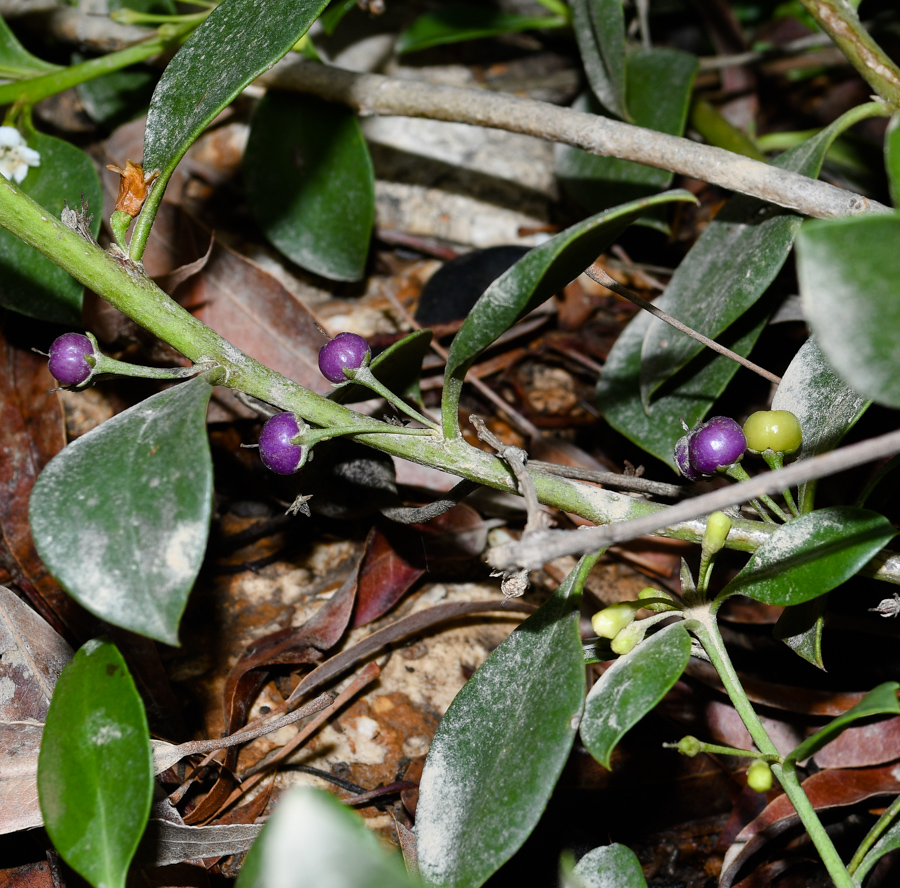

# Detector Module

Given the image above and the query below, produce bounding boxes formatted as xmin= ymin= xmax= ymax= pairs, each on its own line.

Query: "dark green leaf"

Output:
xmin=330 ymin=329 xmax=432 ymax=406
xmin=0 ymin=17 xmax=60 ymax=79
xmin=142 ymin=0 xmax=329 ymax=217
xmin=572 ymin=845 xmax=648 ymax=888
xmin=396 ymin=3 xmax=563 ymax=53
xmin=720 ymin=507 xmax=896 ymax=606
xmin=596 ymin=299 xmax=769 ymax=470
xmin=556 ymin=49 xmax=697 ymax=220
xmin=38 ymin=638 xmax=153 ymax=888
xmin=773 ymin=596 xmax=827 ymax=669
xmin=244 ymin=92 xmax=374 ymax=282
xmin=580 ymin=622 xmax=691 ymax=770
xmin=639 ymin=106 xmax=878 ymax=408
xmin=886 ymin=112 xmax=900 ymax=208
xmin=770 ymin=335 xmax=868 ymax=510
xmin=571 ymin=0 xmax=627 ymax=119
xmin=784 ymin=682 xmax=900 ymax=767
xmin=0 ymin=132 xmax=102 ymax=324
xmin=320 ymin=0 xmax=358 ymax=35
xmin=30 ymin=377 xmax=214 ymax=645
xmin=797 ymin=214 xmax=900 ymax=409
xmin=78 ymin=67 xmax=157 ymax=130
xmin=236 ymin=787 xmax=412 ymax=888
xmin=415 ymin=556 xmax=592 ymax=888
xmin=442 ymin=190 xmax=696 ymax=433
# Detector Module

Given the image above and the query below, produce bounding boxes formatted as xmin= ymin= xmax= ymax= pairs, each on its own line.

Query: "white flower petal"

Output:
xmin=11 ymin=162 xmax=29 ymax=184
xmin=16 ymin=146 xmax=40 ymax=166
xmin=0 ymin=126 xmax=23 ymax=148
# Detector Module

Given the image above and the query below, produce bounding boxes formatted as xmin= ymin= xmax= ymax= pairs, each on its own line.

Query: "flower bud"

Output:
xmin=702 ymin=511 xmax=732 ymax=556
xmin=747 ymin=759 xmax=773 ymax=793
xmin=591 ymin=602 xmax=637 ymax=640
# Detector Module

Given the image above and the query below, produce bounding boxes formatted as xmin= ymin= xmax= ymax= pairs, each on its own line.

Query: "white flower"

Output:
xmin=0 ymin=126 xmax=40 ymax=184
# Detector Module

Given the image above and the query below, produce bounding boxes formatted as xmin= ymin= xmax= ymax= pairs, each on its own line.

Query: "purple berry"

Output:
xmin=688 ymin=416 xmax=747 ymax=475
xmin=318 ymin=332 xmax=370 ymax=384
xmin=674 ymin=432 xmax=700 ymax=481
xmin=259 ymin=412 xmax=304 ymax=475
xmin=48 ymin=332 xmax=94 ymax=386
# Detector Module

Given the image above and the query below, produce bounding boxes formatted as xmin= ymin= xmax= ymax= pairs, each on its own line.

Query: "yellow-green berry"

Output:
xmin=591 ymin=602 xmax=637 ymax=639
xmin=747 ymin=759 xmax=773 ymax=793
xmin=743 ymin=410 xmax=802 ymax=455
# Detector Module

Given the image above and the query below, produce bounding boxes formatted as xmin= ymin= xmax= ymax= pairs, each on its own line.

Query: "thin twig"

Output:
xmin=259 ymin=59 xmax=888 ymax=220
xmin=528 ymin=460 xmax=686 ymax=498
xmin=585 ymin=263 xmax=782 ymax=386
xmin=487 ymin=427 xmax=900 ymax=572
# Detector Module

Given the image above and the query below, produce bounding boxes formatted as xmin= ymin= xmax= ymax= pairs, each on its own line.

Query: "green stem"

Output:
xmin=727 ymin=463 xmax=791 ymax=522
xmin=848 ymin=792 xmax=900 ymax=875
xmin=797 ymin=0 xmax=900 ymax=109
xmin=694 ymin=611 xmax=856 ymax=888
xmin=344 ymin=366 xmax=441 ymax=432
xmin=0 ymin=23 xmax=195 ymax=109
xmin=761 ymin=450 xmax=801 ymax=518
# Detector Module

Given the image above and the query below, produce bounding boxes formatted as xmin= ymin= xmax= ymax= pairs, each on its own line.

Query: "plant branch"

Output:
xmin=488 ymin=427 xmax=900 ymax=576
xmin=585 ymin=263 xmax=782 ymax=386
xmin=798 ymin=0 xmax=900 ymax=109
xmin=258 ymin=59 xmax=889 ymax=220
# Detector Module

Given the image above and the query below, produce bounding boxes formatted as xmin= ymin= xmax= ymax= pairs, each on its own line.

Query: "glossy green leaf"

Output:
xmin=773 ymin=596 xmax=827 ymax=669
xmin=30 ymin=377 xmax=214 ymax=645
xmin=330 ymin=329 xmax=432 ymax=406
xmin=416 ymin=556 xmax=592 ymax=888
xmin=770 ymin=335 xmax=869 ymax=511
xmin=638 ymin=104 xmax=883 ymax=409
xmin=141 ymin=0 xmax=329 ymax=229
xmin=597 ymin=299 xmax=769 ymax=470
xmin=396 ymin=3 xmax=564 ymax=53
xmin=442 ymin=189 xmax=695 ymax=434
xmin=797 ymin=214 xmax=900 ymax=409
xmin=571 ymin=0 xmax=627 ymax=119
xmin=720 ymin=507 xmax=896 ymax=606
xmin=244 ymin=92 xmax=374 ymax=282
xmin=236 ymin=787 xmax=413 ymax=888
xmin=0 ymin=16 xmax=60 ymax=79
xmin=0 ymin=132 xmax=102 ymax=324
xmin=581 ymin=622 xmax=691 ymax=770
xmin=38 ymin=638 xmax=153 ymax=888
xmin=886 ymin=112 xmax=900 ymax=208
xmin=572 ymin=845 xmax=648 ymax=888
xmin=785 ymin=682 xmax=900 ymax=767
xmin=556 ymin=49 xmax=697 ymax=219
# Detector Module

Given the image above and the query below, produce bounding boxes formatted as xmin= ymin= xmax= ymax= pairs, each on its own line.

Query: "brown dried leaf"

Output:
xmin=812 ymin=715 xmax=900 ymax=769
xmin=352 ymin=527 xmax=424 ymax=629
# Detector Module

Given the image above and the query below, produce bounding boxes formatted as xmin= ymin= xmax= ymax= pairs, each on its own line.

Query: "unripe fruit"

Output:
xmin=48 ymin=332 xmax=94 ymax=386
xmin=747 ymin=759 xmax=773 ymax=793
xmin=591 ymin=602 xmax=637 ymax=639
xmin=259 ymin=412 xmax=304 ymax=475
xmin=318 ymin=332 xmax=371 ymax=384
xmin=743 ymin=410 xmax=802 ymax=455
xmin=688 ymin=416 xmax=747 ymax=475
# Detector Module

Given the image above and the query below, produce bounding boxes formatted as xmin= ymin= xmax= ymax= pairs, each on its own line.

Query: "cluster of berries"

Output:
xmin=675 ymin=411 xmax=802 ymax=481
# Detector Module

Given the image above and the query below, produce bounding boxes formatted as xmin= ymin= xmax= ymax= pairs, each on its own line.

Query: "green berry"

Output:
xmin=591 ymin=602 xmax=637 ymax=639
xmin=747 ymin=759 xmax=773 ymax=793
xmin=743 ymin=410 xmax=802 ymax=455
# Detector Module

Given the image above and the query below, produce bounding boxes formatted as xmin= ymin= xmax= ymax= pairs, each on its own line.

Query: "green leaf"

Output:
xmin=78 ymin=66 xmax=157 ymax=130
xmin=596 ymin=299 xmax=769 ymax=470
xmin=572 ymin=845 xmax=648 ymax=888
xmin=330 ymin=329 xmax=432 ymax=406
xmin=442 ymin=189 xmax=696 ymax=436
xmin=244 ymin=92 xmax=374 ymax=282
xmin=571 ymin=0 xmax=627 ymax=119
xmin=140 ymin=0 xmax=329 ymax=244
xmin=396 ymin=3 xmax=564 ymax=53
xmin=580 ymin=622 xmax=691 ymax=770
xmin=773 ymin=596 xmax=827 ymax=669
xmin=720 ymin=507 xmax=896 ymax=606
xmin=886 ymin=112 xmax=900 ymax=208
xmin=797 ymin=214 xmax=900 ymax=409
xmin=0 ymin=132 xmax=102 ymax=324
xmin=556 ymin=49 xmax=697 ymax=220
xmin=236 ymin=787 xmax=413 ymax=888
xmin=855 ymin=816 xmax=900 ymax=882
xmin=784 ymin=681 xmax=900 ymax=767
xmin=30 ymin=377 xmax=214 ymax=645
xmin=770 ymin=335 xmax=869 ymax=511
xmin=38 ymin=638 xmax=153 ymax=888
xmin=638 ymin=103 xmax=885 ymax=409
xmin=320 ymin=0 xmax=358 ymax=34
xmin=0 ymin=16 xmax=60 ymax=79
xmin=415 ymin=556 xmax=592 ymax=888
